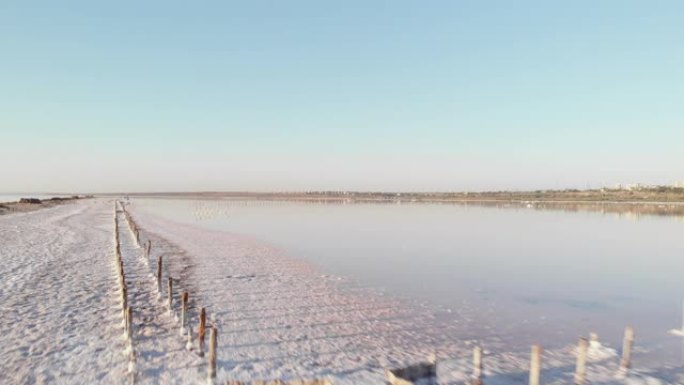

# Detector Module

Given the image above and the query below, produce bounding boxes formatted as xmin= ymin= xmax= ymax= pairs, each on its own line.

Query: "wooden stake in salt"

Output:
xmin=126 ymin=306 xmax=133 ymax=341
xmin=619 ymin=326 xmax=634 ymax=374
xmin=156 ymin=256 xmax=163 ymax=288
xmin=529 ymin=345 xmax=541 ymax=385
xmin=574 ymin=337 xmax=588 ymax=385
xmin=472 ymin=345 xmax=483 ymax=385
xmin=167 ymin=277 xmax=173 ymax=311
xmin=208 ymin=326 xmax=217 ymax=381
xmin=180 ymin=291 xmax=189 ymax=335
xmin=199 ymin=307 xmax=206 ymax=357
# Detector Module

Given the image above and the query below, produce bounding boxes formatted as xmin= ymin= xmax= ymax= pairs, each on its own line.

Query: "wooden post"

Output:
xmin=122 ymin=286 xmax=128 ymax=308
xmin=119 ymin=258 xmax=124 ymax=278
xmin=529 ymin=345 xmax=541 ymax=385
xmin=208 ymin=326 xmax=217 ymax=380
xmin=146 ymin=240 xmax=151 ymax=258
xmin=126 ymin=306 xmax=133 ymax=341
xmin=167 ymin=277 xmax=173 ymax=311
xmin=180 ymin=291 xmax=189 ymax=335
xmin=121 ymin=285 xmax=128 ymax=329
xmin=199 ymin=307 xmax=206 ymax=357
xmin=574 ymin=338 xmax=588 ymax=385
xmin=156 ymin=256 xmax=163 ymax=285
xmin=472 ymin=345 xmax=483 ymax=384
xmin=619 ymin=326 xmax=634 ymax=374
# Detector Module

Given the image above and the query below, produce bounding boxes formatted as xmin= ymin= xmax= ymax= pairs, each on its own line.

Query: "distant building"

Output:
xmin=615 ymin=183 xmax=643 ymax=191
xmin=674 ymin=181 xmax=684 ymax=188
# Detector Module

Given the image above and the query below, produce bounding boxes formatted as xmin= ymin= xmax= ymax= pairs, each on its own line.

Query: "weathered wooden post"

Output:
xmin=167 ymin=277 xmax=173 ymax=311
xmin=472 ymin=345 xmax=483 ymax=385
xmin=119 ymin=259 xmax=125 ymax=280
xmin=121 ymin=284 xmax=128 ymax=330
xmin=208 ymin=326 xmax=217 ymax=381
xmin=156 ymin=256 xmax=163 ymax=290
xmin=180 ymin=291 xmax=189 ymax=335
xmin=122 ymin=285 xmax=128 ymax=308
xmin=199 ymin=307 xmax=206 ymax=357
xmin=574 ymin=337 xmax=588 ymax=385
xmin=619 ymin=326 xmax=634 ymax=374
xmin=126 ymin=306 xmax=133 ymax=341
xmin=122 ymin=305 xmax=128 ymax=332
xmin=529 ymin=345 xmax=541 ymax=385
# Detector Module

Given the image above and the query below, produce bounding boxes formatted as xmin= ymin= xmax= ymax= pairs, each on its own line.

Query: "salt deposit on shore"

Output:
xmin=0 ymin=199 xmax=680 ymax=384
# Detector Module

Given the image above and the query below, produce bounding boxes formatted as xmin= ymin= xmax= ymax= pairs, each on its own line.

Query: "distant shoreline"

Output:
xmin=96 ymin=187 xmax=684 ymax=203
xmin=0 ymin=196 xmax=90 ymax=215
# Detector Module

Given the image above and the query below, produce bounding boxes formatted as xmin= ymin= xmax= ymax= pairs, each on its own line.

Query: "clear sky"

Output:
xmin=1 ymin=1 xmax=682 ymax=193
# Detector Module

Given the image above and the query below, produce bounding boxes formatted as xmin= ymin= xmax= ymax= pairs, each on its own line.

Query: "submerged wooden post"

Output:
xmin=208 ymin=326 xmax=217 ymax=380
xmin=472 ymin=345 xmax=483 ymax=385
xmin=167 ymin=277 xmax=173 ymax=311
xmin=574 ymin=337 xmax=588 ymax=385
xmin=529 ymin=345 xmax=541 ymax=385
xmin=619 ymin=326 xmax=634 ymax=374
xmin=199 ymin=307 xmax=206 ymax=357
xmin=180 ymin=291 xmax=189 ymax=334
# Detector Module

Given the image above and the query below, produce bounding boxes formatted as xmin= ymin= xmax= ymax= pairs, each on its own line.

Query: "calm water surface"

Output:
xmin=134 ymin=198 xmax=684 ymax=366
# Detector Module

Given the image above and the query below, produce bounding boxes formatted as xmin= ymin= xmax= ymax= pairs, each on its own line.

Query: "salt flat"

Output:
xmin=0 ymin=200 xmax=127 ymax=384
xmin=0 ymin=199 xmax=680 ymax=384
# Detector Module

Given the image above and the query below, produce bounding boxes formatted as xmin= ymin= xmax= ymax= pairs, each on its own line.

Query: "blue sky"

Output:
xmin=1 ymin=1 xmax=682 ymax=192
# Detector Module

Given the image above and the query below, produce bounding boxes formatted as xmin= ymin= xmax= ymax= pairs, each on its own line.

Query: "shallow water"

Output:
xmin=133 ymin=197 xmax=684 ymax=367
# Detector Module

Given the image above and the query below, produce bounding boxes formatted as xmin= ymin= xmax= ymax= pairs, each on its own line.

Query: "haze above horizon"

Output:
xmin=2 ymin=1 xmax=682 ymax=193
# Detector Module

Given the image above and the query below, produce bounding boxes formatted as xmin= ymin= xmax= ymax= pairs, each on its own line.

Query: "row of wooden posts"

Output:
xmin=116 ymin=201 xmax=219 ymax=382
xmin=114 ymin=202 xmax=136 ymax=377
xmin=465 ymin=328 xmax=635 ymax=385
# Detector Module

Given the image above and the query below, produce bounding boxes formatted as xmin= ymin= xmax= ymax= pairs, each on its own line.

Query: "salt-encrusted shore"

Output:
xmin=0 ymin=196 xmax=86 ymax=215
xmin=0 ymin=198 xmax=680 ymax=384
xmin=0 ymin=199 xmax=127 ymax=384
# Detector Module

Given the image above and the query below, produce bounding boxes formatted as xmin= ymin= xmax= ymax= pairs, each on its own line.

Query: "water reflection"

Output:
xmin=133 ymin=197 xmax=684 ymax=367
xmin=140 ymin=195 xmax=684 ymax=222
